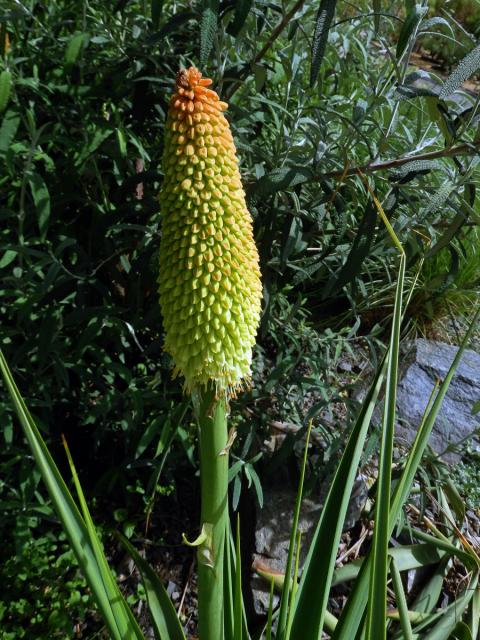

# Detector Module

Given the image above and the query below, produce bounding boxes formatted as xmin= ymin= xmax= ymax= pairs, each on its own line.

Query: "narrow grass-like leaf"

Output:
xmin=425 ymin=212 xmax=466 ymax=258
xmin=0 ymin=350 xmax=138 ymax=640
xmin=266 ymin=578 xmax=275 ymax=640
xmin=224 ymin=521 xmax=235 ymax=640
xmin=334 ymin=306 xmax=480 ymax=639
xmin=62 ymin=437 xmax=145 ymax=640
xmin=390 ymin=557 xmax=414 ymax=640
xmin=310 ymin=0 xmax=337 ymax=88
xmin=416 ymin=573 xmax=478 ymax=638
xmin=118 ymin=533 xmax=186 ymax=640
xmin=234 ymin=516 xmax=242 ymax=640
xmin=276 ymin=421 xmax=313 ymax=640
xmin=322 ymin=200 xmax=376 ymax=299
xmin=469 ymin=583 xmax=479 ymax=639
xmin=333 ymin=543 xmax=446 ymax=587
xmin=290 ymin=354 xmax=387 ymax=639
xmin=366 ymin=253 xmax=405 ymax=640
xmin=286 ymin=530 xmax=301 ymax=638
xmin=406 ymin=528 xmax=477 ymax=569
xmin=411 ymin=555 xmax=449 ymax=614
xmin=440 ymin=44 xmax=480 ymax=99
xmin=390 ymin=304 xmax=480 ymax=521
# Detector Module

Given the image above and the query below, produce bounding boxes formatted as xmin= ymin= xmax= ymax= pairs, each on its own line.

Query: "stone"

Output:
xmin=252 ymin=478 xmax=368 ymax=614
xmin=395 ymin=339 xmax=480 ymax=459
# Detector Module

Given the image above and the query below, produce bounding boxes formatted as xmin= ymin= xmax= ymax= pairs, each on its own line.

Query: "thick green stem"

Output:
xmin=195 ymin=384 xmax=229 ymax=640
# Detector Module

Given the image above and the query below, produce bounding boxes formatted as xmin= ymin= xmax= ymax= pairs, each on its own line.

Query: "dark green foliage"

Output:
xmin=0 ymin=533 xmax=96 ymax=639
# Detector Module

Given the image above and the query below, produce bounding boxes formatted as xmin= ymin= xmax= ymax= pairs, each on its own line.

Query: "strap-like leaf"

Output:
xmin=0 ymin=350 xmax=144 ymax=640
xmin=117 ymin=534 xmax=186 ymax=640
xmin=290 ymin=357 xmax=387 ymax=639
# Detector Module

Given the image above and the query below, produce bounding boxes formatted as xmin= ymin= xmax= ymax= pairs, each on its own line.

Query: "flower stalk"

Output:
xmin=194 ymin=384 xmax=229 ymax=639
xmin=158 ymin=66 xmax=262 ymax=639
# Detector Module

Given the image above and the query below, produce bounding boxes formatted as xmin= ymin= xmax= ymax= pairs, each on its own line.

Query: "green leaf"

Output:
xmin=449 ymin=621 xmax=473 ymax=640
xmin=310 ymin=0 xmax=337 ymax=88
xmin=277 ymin=422 xmax=313 ymax=640
xmin=0 ymin=249 xmax=17 ymax=268
xmin=200 ymin=0 xmax=219 ymax=67
xmin=151 ymin=0 xmax=163 ymax=29
xmin=442 ymin=477 xmax=465 ymax=521
xmin=290 ymin=356 xmax=387 ymax=639
xmin=425 ymin=212 xmax=466 ymax=258
xmin=74 ymin=128 xmax=113 ymax=168
xmin=366 ymin=254 xmax=405 ymax=640
xmin=62 ymin=437 xmax=145 ymax=639
xmin=332 ymin=543 xmax=446 ymax=587
xmin=0 ymin=70 xmax=12 ymax=113
xmin=65 ymin=32 xmax=87 ymax=67
xmin=28 ymin=173 xmax=51 ymax=240
xmin=418 ymin=573 xmax=478 ymax=639
xmin=117 ymin=534 xmax=186 ymax=640
xmin=233 ymin=516 xmax=242 ymax=640
xmin=396 ymin=6 xmax=426 ymax=59
xmin=0 ymin=109 xmax=20 ymax=157
xmin=249 ymin=166 xmax=313 ymax=202
xmin=227 ymin=0 xmax=253 ymax=37
xmin=146 ymin=11 xmax=196 ymax=43
xmin=440 ymin=44 xmax=480 ymax=99
xmin=322 ymin=201 xmax=377 ymax=299
xmin=0 ymin=349 xmax=144 ymax=640
xmin=411 ymin=556 xmax=449 ymax=614
xmin=332 ymin=306 xmax=480 ymax=640
xmin=390 ymin=557 xmax=414 ymax=640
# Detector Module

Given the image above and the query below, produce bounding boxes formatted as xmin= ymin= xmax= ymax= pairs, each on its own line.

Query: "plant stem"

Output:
xmin=322 ymin=139 xmax=480 ymax=180
xmin=195 ymin=384 xmax=229 ymax=640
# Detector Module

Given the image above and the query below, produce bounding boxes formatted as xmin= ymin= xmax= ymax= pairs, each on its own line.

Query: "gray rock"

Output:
xmin=252 ymin=478 xmax=368 ymax=614
xmin=395 ymin=339 xmax=480 ymax=459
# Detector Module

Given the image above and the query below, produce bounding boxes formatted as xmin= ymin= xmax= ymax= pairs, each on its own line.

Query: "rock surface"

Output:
xmin=395 ymin=339 xmax=480 ymax=458
xmin=252 ymin=478 xmax=368 ymax=613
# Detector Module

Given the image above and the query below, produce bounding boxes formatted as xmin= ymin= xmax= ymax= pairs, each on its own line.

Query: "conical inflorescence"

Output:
xmin=158 ymin=67 xmax=262 ymax=395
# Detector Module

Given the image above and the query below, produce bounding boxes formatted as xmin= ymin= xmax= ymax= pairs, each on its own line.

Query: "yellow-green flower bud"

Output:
xmin=158 ymin=67 xmax=262 ymax=395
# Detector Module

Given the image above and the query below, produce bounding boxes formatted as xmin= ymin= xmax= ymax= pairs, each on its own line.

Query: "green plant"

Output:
xmin=0 ymin=532 xmax=95 ymax=639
